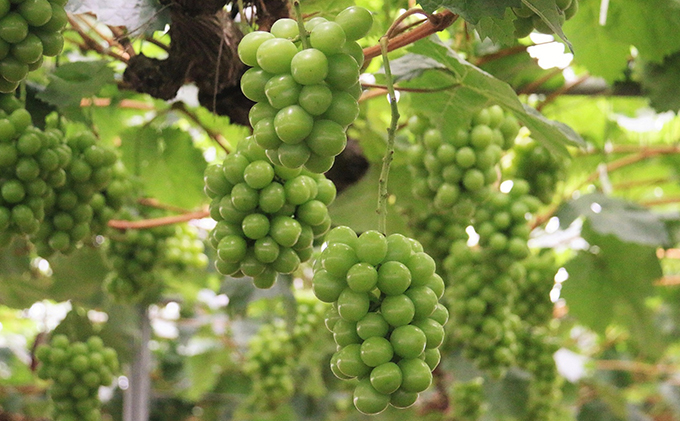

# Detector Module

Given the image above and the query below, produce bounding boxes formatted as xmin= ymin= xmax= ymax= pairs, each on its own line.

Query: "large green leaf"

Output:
xmin=120 ymin=126 xmax=208 ymax=209
xmin=0 ymin=239 xmax=50 ymax=309
xmin=561 ymin=225 xmax=665 ymax=359
xmin=522 ymin=0 xmax=571 ymax=50
xmin=642 ymin=51 xmax=680 ymax=113
xmin=403 ymin=37 xmax=584 ymax=154
xmin=65 ymin=0 xmax=170 ymax=34
xmin=474 ymin=9 xmax=517 ymax=46
xmin=36 ymin=61 xmax=116 ymax=113
xmin=557 ymin=193 xmax=671 ymax=247
xmin=418 ymin=0 xmax=520 ymax=24
xmin=48 ymin=246 xmax=110 ymax=305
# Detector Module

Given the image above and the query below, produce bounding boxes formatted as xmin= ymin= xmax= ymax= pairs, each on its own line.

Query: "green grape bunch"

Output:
xmin=0 ymin=0 xmax=68 ymax=92
xmin=36 ymin=334 xmax=119 ymax=421
xmin=512 ymin=0 xmax=579 ymax=38
xmin=104 ymin=208 xmax=176 ymax=303
xmin=451 ymin=377 xmax=488 ymax=421
xmin=314 ymin=226 xmax=448 ymax=415
xmin=238 ymin=6 xmax=373 ymax=173
xmin=204 ymin=136 xmax=336 ymax=289
xmin=31 ymin=131 xmax=119 ymax=256
xmin=243 ymin=319 xmax=297 ymax=408
xmin=512 ymin=138 xmax=568 ymax=204
xmin=0 ymin=95 xmax=71 ymax=246
xmin=406 ymin=106 xmax=520 ymax=221
xmin=515 ymin=250 xmax=558 ymax=326
xmin=164 ymin=223 xmax=209 ymax=271
xmin=89 ymin=160 xmax=137 ymax=235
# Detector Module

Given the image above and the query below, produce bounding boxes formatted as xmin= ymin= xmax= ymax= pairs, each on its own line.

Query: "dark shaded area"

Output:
xmin=326 ymin=138 xmax=370 ymax=193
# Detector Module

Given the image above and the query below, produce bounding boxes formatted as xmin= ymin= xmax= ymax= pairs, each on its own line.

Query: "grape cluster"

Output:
xmin=406 ymin=107 xmax=520 ymax=221
xmin=105 ymin=209 xmax=175 ymax=303
xmin=31 ymin=131 xmax=119 ymax=256
xmin=516 ymin=326 xmax=562 ymax=421
xmin=164 ymin=223 xmax=209 ymax=271
xmin=0 ymin=0 xmax=67 ymax=92
xmin=516 ymin=251 xmax=558 ymax=326
xmin=0 ymin=96 xmax=70 ymax=246
xmin=402 ymin=208 xmax=466 ymax=264
xmin=512 ymin=0 xmax=579 ymax=38
xmin=451 ymin=377 xmax=487 ymax=421
xmin=237 ymin=6 xmax=373 ymax=172
xmin=244 ymin=319 xmax=296 ymax=408
xmin=291 ymin=290 xmax=328 ymax=343
xmin=89 ymin=161 xmax=136 ymax=235
xmin=512 ymin=139 xmax=566 ymax=204
xmin=205 ymin=137 xmax=336 ymax=289
xmin=36 ymin=334 xmax=119 ymax=421
xmin=313 ymin=226 xmax=448 ymax=414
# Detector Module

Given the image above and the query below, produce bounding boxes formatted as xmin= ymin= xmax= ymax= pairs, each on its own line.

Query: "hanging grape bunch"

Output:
xmin=36 ymin=334 xmax=119 ymax=421
xmin=451 ymin=377 xmax=488 ymax=421
xmin=406 ymin=106 xmax=520 ymax=221
xmin=89 ymin=160 xmax=136 ymax=235
xmin=0 ymin=0 xmax=68 ymax=92
xmin=0 ymin=94 xmax=70 ymax=246
xmin=164 ymin=223 xmax=209 ymax=271
xmin=512 ymin=0 xmax=579 ymax=38
xmin=314 ymin=226 xmax=448 ymax=414
xmin=512 ymin=138 xmax=567 ymax=204
xmin=205 ymin=137 xmax=336 ymax=289
xmin=104 ymin=208 xmax=176 ymax=303
xmin=31 ymin=131 xmax=119 ymax=256
xmin=515 ymin=250 xmax=558 ymax=326
xmin=237 ymin=6 xmax=373 ymax=172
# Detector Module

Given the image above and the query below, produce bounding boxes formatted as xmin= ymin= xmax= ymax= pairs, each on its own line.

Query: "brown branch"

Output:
xmin=171 ymin=102 xmax=232 ymax=153
xmin=137 ymin=198 xmax=193 ymax=214
xmin=80 ymin=97 xmax=156 ymax=110
xmin=537 ymin=73 xmax=590 ymax=111
xmin=595 ymin=359 xmax=676 ymax=376
xmin=108 ymin=210 xmax=209 ymax=230
xmin=363 ymin=10 xmax=458 ymax=61
xmin=641 ymin=196 xmax=680 ymax=207
xmin=613 ymin=177 xmax=674 ymax=190
xmin=517 ymin=67 xmax=563 ymax=95
xmin=67 ymin=15 xmax=130 ymax=63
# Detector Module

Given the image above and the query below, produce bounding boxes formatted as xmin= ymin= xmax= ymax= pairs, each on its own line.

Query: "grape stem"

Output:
xmin=363 ymin=10 xmax=457 ymax=61
xmin=108 ymin=210 xmax=209 ymax=230
xmin=376 ymin=36 xmax=400 ymax=234
xmin=293 ymin=1 xmax=311 ymax=49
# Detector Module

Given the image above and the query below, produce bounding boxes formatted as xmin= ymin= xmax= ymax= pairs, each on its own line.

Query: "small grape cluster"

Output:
xmin=516 ymin=326 xmax=562 ymax=421
xmin=291 ymin=290 xmax=328 ymax=343
xmin=164 ymin=223 xmax=209 ymax=271
xmin=0 ymin=0 xmax=68 ymax=92
xmin=512 ymin=139 xmax=567 ymax=204
xmin=36 ymin=334 xmax=119 ymax=421
xmin=244 ymin=319 xmax=297 ymax=408
xmin=512 ymin=0 xmax=579 ymax=38
xmin=89 ymin=161 xmax=136 ymax=235
xmin=31 ymin=131 xmax=119 ymax=256
xmin=237 ymin=6 xmax=373 ymax=172
xmin=516 ymin=251 xmax=558 ymax=326
xmin=105 ymin=209 xmax=175 ymax=303
xmin=205 ymin=137 xmax=335 ymax=289
xmin=406 ymin=107 xmax=520 ymax=221
xmin=0 ymin=96 xmax=70 ymax=246
xmin=451 ymin=377 xmax=487 ymax=421
xmin=313 ymin=226 xmax=448 ymax=415
xmin=402 ymin=208 xmax=467 ymax=265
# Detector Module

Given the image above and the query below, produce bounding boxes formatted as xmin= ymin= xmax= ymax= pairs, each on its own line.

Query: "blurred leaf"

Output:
xmin=522 ymin=0 xmax=571 ymax=50
xmin=0 ymin=239 xmax=51 ymax=308
xmin=474 ymin=9 xmax=517 ymax=46
xmin=642 ymin=51 xmax=680 ymax=113
xmin=120 ymin=126 xmax=208 ymax=209
xmin=384 ymin=53 xmax=445 ymax=83
xmin=418 ymin=0 xmax=520 ymax=24
xmin=36 ymin=61 xmax=115 ymax=113
xmin=53 ymin=307 xmax=97 ymax=342
xmin=561 ymin=225 xmax=665 ymax=359
xmin=65 ymin=0 xmax=170 ymax=34
xmin=182 ymin=345 xmax=234 ymax=401
xmin=48 ymin=246 xmax=110 ymax=305
xmin=557 ymin=193 xmax=671 ymax=247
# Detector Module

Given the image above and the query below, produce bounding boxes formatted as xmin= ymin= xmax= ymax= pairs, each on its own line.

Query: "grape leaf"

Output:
xmin=642 ymin=51 xmax=680 ymax=113
xmin=65 ymin=0 xmax=170 ymax=34
xmin=120 ymin=126 xmax=208 ymax=209
xmin=404 ymin=37 xmax=584 ymax=154
xmin=48 ymin=247 xmax=110 ymax=305
xmin=522 ymin=0 xmax=572 ymax=51
xmin=557 ymin=193 xmax=671 ymax=247
xmin=418 ymin=0 xmax=521 ymax=24
xmin=474 ymin=9 xmax=517 ymax=46
xmin=0 ymin=239 xmax=50 ymax=308
xmin=561 ymin=225 xmax=666 ymax=359
xmin=36 ymin=61 xmax=116 ymax=117
xmin=386 ymin=54 xmax=446 ymax=83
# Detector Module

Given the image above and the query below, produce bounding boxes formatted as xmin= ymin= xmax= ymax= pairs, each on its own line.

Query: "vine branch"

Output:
xmin=171 ymin=102 xmax=232 ymax=153
xmin=108 ymin=210 xmax=209 ymax=230
xmin=363 ymin=10 xmax=458 ymax=61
